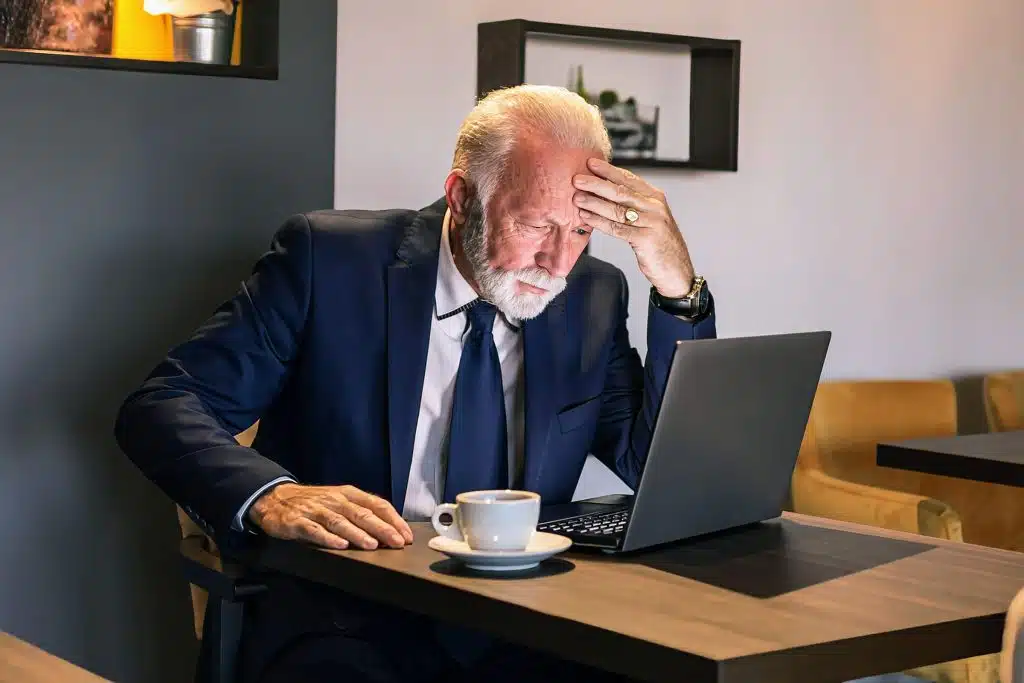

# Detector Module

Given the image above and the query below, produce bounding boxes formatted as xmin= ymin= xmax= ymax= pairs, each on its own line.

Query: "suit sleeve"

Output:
xmin=114 ymin=214 xmax=313 ymax=541
xmin=590 ymin=273 xmax=717 ymax=488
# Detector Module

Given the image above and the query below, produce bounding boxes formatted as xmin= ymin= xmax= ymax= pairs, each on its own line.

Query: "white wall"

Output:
xmin=335 ymin=0 xmax=1024 ymax=493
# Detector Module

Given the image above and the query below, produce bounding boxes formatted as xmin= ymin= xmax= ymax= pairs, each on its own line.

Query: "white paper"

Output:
xmin=144 ymin=0 xmax=234 ymax=17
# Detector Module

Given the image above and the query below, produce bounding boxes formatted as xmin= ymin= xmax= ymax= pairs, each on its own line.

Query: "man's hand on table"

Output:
xmin=248 ymin=483 xmax=414 ymax=550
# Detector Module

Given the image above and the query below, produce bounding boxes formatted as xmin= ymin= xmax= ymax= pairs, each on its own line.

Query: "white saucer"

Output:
xmin=428 ymin=532 xmax=572 ymax=572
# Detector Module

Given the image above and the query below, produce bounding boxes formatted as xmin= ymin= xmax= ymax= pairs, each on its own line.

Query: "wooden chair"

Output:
xmin=983 ymin=370 xmax=1024 ymax=433
xmin=178 ymin=422 xmax=263 ymax=683
xmin=788 ymin=379 xmax=998 ymax=683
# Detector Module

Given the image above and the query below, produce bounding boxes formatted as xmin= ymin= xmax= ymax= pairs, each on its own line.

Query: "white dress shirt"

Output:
xmin=401 ymin=211 xmax=524 ymax=521
xmin=233 ymin=211 xmax=525 ymax=529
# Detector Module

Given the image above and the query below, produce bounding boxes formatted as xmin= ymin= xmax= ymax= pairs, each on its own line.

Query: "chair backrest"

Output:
xmin=983 ymin=371 xmax=1024 ymax=433
xmin=807 ymin=379 xmax=1024 ymax=553
xmin=806 ymin=379 xmax=958 ymax=489
xmin=177 ymin=421 xmax=260 ymax=640
xmin=792 ymin=406 xmax=964 ymax=540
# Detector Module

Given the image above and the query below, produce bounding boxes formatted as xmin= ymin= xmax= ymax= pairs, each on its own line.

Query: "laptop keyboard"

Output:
xmin=538 ymin=508 xmax=631 ymax=537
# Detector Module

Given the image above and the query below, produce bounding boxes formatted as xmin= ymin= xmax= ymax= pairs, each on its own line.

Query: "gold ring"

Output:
xmin=623 ymin=208 xmax=640 ymax=225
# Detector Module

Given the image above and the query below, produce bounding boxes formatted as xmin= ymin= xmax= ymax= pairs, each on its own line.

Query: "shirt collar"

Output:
xmin=435 ymin=210 xmax=521 ymax=330
xmin=436 ymin=210 xmax=480 ymax=319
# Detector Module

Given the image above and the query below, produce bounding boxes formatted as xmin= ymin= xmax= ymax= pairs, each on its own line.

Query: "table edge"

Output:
xmin=876 ymin=443 xmax=1024 ymax=488
xmin=722 ymin=613 xmax=1007 ymax=683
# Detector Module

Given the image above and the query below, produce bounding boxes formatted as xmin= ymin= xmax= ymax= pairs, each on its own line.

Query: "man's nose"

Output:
xmin=536 ymin=230 xmax=575 ymax=278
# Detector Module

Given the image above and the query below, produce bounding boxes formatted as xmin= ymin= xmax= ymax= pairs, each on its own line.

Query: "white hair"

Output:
xmin=451 ymin=84 xmax=612 ymax=205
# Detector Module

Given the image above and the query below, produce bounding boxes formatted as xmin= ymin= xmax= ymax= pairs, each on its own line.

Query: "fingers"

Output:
xmin=573 ymin=160 xmax=672 ymax=246
xmin=341 ymin=486 xmax=415 ymax=545
xmin=585 ymin=157 xmax=652 ymax=194
xmin=292 ymin=518 xmax=350 ymax=551
xmin=341 ymin=501 xmax=408 ymax=549
xmin=573 ymin=190 xmax=654 ymax=228
xmin=365 ymin=493 xmax=416 ymax=544
xmin=316 ymin=508 xmax=383 ymax=550
xmin=576 ymin=156 xmax=666 ymax=204
xmin=578 ymin=208 xmax=634 ymax=242
xmin=572 ymin=173 xmax=657 ymax=212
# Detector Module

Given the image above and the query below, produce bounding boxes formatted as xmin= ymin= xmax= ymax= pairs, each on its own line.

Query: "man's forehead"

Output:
xmin=505 ymin=181 xmax=575 ymax=212
xmin=496 ymin=139 xmax=594 ymax=220
xmin=510 ymin=133 xmax=592 ymax=173
xmin=505 ymin=155 xmax=585 ymax=200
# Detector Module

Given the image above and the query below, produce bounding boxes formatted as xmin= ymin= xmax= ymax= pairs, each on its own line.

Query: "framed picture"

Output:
xmin=0 ymin=0 xmax=114 ymax=56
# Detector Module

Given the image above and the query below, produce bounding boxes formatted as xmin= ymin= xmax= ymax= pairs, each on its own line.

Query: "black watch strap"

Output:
xmin=650 ymin=276 xmax=711 ymax=321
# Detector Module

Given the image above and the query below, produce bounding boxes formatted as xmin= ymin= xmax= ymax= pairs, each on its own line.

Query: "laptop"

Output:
xmin=537 ymin=330 xmax=831 ymax=553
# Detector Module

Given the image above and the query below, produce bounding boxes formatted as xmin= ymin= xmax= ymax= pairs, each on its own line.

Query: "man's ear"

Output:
xmin=444 ymin=170 xmax=470 ymax=224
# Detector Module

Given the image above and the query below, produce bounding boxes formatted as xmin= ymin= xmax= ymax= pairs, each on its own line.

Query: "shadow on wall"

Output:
xmin=0 ymin=198 xmax=282 ymax=681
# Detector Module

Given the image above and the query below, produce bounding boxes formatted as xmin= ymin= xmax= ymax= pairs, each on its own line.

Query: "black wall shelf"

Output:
xmin=0 ymin=49 xmax=276 ymax=79
xmin=477 ymin=19 xmax=741 ymax=171
xmin=0 ymin=0 xmax=279 ymax=80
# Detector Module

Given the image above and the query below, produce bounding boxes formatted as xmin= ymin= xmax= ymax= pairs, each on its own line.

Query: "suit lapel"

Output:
xmin=522 ymin=296 xmax=566 ymax=491
xmin=387 ymin=199 xmax=445 ymax=507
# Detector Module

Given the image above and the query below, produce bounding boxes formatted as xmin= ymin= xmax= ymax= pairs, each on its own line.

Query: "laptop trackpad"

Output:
xmin=539 ymin=494 xmax=633 ymax=524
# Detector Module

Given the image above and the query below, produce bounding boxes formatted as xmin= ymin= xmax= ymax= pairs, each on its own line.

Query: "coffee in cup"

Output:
xmin=431 ymin=490 xmax=540 ymax=551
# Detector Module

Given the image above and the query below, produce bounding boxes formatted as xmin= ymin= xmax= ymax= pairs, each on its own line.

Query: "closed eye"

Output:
xmin=517 ymin=221 xmax=550 ymax=233
xmin=515 ymin=220 xmax=589 ymax=237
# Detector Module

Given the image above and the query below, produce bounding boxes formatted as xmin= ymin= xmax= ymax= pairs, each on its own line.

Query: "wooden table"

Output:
xmin=877 ymin=430 xmax=1024 ymax=487
xmin=0 ymin=632 xmax=111 ymax=683
xmin=236 ymin=513 xmax=1024 ymax=683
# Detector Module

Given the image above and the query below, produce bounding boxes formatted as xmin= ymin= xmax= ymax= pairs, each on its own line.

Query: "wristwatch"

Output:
xmin=650 ymin=275 xmax=711 ymax=321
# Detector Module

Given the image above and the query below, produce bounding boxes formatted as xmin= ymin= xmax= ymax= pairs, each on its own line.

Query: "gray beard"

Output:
xmin=459 ymin=197 xmax=567 ymax=321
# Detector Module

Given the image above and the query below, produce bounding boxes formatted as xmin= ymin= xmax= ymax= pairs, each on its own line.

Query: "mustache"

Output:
xmin=505 ymin=266 xmax=566 ymax=291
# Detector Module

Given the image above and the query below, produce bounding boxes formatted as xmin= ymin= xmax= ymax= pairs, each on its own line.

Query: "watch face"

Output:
xmin=698 ymin=287 xmax=709 ymax=312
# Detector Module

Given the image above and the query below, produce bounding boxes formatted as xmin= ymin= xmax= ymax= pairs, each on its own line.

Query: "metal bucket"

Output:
xmin=171 ymin=11 xmax=235 ymax=65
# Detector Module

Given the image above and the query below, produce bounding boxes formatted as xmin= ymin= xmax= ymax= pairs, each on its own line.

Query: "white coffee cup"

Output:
xmin=431 ymin=490 xmax=540 ymax=551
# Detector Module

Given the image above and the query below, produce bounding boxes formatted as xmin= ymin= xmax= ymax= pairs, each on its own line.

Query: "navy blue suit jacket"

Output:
xmin=114 ymin=198 xmax=716 ymax=545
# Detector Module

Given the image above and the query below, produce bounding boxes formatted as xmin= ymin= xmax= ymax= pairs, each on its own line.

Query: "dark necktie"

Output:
xmin=443 ymin=299 xmax=508 ymax=501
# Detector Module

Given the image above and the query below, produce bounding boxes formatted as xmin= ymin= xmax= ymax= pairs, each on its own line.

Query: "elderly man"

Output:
xmin=115 ymin=84 xmax=716 ymax=682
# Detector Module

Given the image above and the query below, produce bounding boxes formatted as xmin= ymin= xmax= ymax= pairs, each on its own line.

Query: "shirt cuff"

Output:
xmin=231 ymin=476 xmax=296 ymax=532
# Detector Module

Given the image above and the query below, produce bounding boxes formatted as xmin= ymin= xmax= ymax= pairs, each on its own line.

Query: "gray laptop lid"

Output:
xmin=621 ymin=330 xmax=831 ymax=552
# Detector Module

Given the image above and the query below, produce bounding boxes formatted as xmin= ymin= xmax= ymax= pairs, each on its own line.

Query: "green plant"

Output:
xmin=598 ymin=89 xmax=619 ymax=109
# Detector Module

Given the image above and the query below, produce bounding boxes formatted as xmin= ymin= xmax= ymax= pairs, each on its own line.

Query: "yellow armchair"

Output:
xmin=983 ymin=371 xmax=1024 ymax=433
xmin=802 ymin=379 xmax=1024 ymax=553
xmin=791 ymin=466 xmax=963 ymax=541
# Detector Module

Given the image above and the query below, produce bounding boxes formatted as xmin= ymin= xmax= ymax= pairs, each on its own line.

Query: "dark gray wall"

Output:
xmin=0 ymin=3 xmax=336 ymax=681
